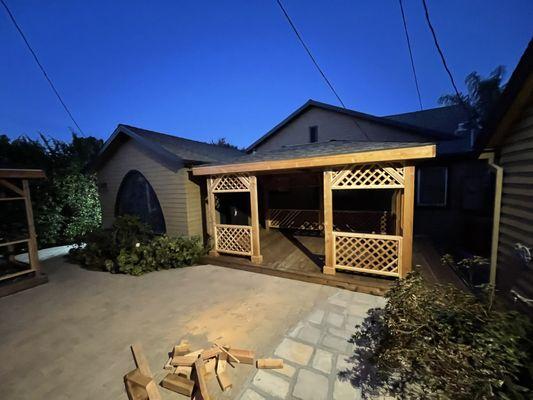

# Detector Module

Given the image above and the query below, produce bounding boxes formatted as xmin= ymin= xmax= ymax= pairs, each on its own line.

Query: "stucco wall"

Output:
xmin=254 ymin=107 xmax=425 ymax=152
xmin=96 ymin=138 xmax=202 ymax=238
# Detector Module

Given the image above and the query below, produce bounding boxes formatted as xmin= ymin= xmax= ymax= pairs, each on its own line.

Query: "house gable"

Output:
xmin=250 ymin=106 xmax=430 ymax=153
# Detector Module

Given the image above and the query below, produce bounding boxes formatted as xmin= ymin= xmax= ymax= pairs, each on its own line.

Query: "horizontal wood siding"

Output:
xmin=497 ymin=100 xmax=533 ymax=306
xmin=184 ymin=170 xmax=204 ymax=240
xmin=96 ymin=139 xmax=189 ymax=236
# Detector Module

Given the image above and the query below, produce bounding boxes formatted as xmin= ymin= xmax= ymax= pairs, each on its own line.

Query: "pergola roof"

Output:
xmin=193 ymin=141 xmax=435 ymax=175
xmin=0 ymin=169 xmax=46 ymax=179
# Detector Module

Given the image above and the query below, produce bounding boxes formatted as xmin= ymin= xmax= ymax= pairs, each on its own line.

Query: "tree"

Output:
xmin=211 ymin=137 xmax=241 ymax=150
xmin=0 ymin=133 xmax=104 ymax=245
xmin=439 ymin=66 xmax=506 ymax=133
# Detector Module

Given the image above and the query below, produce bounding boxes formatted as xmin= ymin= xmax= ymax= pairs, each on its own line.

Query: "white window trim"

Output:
xmin=416 ymin=166 xmax=448 ymax=207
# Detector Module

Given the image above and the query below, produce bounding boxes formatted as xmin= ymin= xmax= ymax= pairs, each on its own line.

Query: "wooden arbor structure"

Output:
xmin=0 ymin=169 xmax=45 ymax=284
xmin=193 ymin=144 xmax=435 ymax=279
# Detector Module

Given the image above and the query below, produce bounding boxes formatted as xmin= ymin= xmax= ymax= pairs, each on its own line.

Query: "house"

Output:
xmin=477 ymin=39 xmax=533 ymax=312
xmin=93 ymin=83 xmax=493 ymax=290
xmin=93 ymin=124 xmax=243 ymax=237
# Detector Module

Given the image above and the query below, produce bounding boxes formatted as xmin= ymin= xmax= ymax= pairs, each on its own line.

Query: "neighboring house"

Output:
xmin=93 ymin=124 xmax=243 ymax=238
xmin=478 ymin=39 xmax=533 ymax=312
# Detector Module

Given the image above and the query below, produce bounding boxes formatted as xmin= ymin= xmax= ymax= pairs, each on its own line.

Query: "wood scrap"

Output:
xmin=173 ymin=340 xmax=191 ymax=357
xmin=193 ymin=357 xmax=211 ymax=400
xmin=160 ymin=373 xmax=194 ymax=396
xmin=163 ymin=357 xmax=173 ymax=371
xmin=129 ymin=344 xmax=162 ymax=400
xmin=124 ymin=369 xmax=150 ymax=400
xmin=200 ymin=346 xmax=221 ymax=360
xmin=213 ymin=342 xmax=240 ymax=364
xmin=204 ymin=357 xmax=216 ymax=377
xmin=226 ymin=348 xmax=255 ymax=364
xmin=256 ymin=358 xmax=284 ymax=369
xmin=174 ymin=365 xmax=193 ymax=379
xmin=216 ymin=355 xmax=232 ymax=391
xmin=171 ymin=355 xmax=199 ymax=366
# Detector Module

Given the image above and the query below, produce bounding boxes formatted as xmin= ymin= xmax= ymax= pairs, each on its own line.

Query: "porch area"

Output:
xmin=193 ymin=142 xmax=437 ymax=293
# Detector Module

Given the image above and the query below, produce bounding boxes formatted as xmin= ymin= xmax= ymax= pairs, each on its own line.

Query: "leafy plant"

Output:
xmin=70 ymin=215 xmax=204 ymax=275
xmin=339 ymin=272 xmax=533 ymax=399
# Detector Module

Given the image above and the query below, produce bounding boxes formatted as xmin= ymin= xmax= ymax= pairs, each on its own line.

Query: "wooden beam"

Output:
xmin=400 ymin=166 xmax=415 ymax=278
xmin=22 ymin=180 xmax=40 ymax=272
xmin=0 ymin=169 xmax=45 ymax=179
xmin=249 ymin=175 xmax=263 ymax=264
xmin=207 ymin=177 xmax=218 ymax=257
xmin=323 ymin=170 xmax=335 ymax=275
xmin=0 ymin=179 xmax=24 ymax=196
xmin=192 ymin=145 xmax=436 ymax=175
xmin=193 ymin=358 xmax=211 ymax=400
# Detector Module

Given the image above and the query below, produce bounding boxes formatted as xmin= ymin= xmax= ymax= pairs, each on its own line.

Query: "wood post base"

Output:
xmin=323 ymin=266 xmax=336 ymax=275
xmin=251 ymin=255 xmax=263 ymax=264
xmin=208 ymin=250 xmax=219 ymax=257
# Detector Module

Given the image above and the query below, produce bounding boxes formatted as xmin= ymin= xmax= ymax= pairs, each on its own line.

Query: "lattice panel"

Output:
xmin=334 ymin=233 xmax=401 ymax=276
xmin=212 ymin=174 xmax=250 ymax=192
xmin=215 ymin=224 xmax=252 ymax=255
xmin=331 ymin=163 xmax=404 ymax=189
xmin=269 ymin=209 xmax=320 ymax=230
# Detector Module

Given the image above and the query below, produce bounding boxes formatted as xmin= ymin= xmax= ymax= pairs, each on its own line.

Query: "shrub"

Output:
xmin=70 ymin=215 xmax=204 ymax=275
xmin=339 ymin=272 xmax=533 ymax=399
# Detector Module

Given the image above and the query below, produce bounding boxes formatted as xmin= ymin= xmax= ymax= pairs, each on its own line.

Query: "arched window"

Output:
xmin=115 ymin=170 xmax=166 ymax=233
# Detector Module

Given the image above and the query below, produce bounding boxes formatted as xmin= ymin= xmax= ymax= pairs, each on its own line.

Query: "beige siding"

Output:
xmin=256 ymin=107 xmax=425 ymax=152
xmin=184 ymin=171 xmax=204 ymax=239
xmin=96 ymin=139 xmax=193 ymax=237
xmin=496 ymin=99 xmax=533 ymax=299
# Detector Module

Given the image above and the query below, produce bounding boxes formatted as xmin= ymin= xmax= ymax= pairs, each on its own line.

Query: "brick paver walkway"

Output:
xmin=237 ymin=290 xmax=386 ymax=400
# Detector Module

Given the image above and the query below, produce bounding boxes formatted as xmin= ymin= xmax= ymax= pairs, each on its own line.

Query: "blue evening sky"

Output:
xmin=1 ymin=1 xmax=532 ymax=147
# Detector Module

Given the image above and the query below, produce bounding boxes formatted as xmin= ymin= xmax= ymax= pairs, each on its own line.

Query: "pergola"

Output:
xmin=0 ymin=169 xmax=45 ymax=284
xmin=193 ymin=143 xmax=435 ymax=279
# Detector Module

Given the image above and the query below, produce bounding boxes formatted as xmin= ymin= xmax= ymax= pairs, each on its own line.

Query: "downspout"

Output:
xmin=479 ymin=152 xmax=503 ymax=305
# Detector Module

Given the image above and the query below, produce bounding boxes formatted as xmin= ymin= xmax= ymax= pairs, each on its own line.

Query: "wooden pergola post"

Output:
xmin=207 ymin=176 xmax=219 ymax=257
xmin=249 ymin=175 xmax=263 ymax=264
xmin=22 ymin=179 xmax=40 ymax=271
xmin=400 ymin=165 xmax=415 ymax=277
xmin=323 ymin=170 xmax=335 ymax=275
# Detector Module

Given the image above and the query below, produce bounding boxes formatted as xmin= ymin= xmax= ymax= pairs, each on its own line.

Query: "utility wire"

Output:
xmin=1 ymin=0 xmax=86 ymax=135
xmin=275 ymin=0 xmax=346 ymax=108
xmin=275 ymin=0 xmax=371 ymax=140
xmin=420 ymin=0 xmax=467 ymax=110
xmin=398 ymin=0 xmax=423 ymax=110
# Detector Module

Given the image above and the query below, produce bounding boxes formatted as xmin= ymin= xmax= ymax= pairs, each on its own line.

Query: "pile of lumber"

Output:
xmin=124 ymin=340 xmax=283 ymax=399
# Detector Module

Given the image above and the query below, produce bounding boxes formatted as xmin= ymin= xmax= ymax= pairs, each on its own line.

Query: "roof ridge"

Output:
xmin=119 ymin=124 xmax=241 ymax=151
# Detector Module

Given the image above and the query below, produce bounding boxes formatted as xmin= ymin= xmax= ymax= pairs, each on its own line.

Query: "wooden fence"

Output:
xmin=214 ymin=224 xmax=252 ymax=256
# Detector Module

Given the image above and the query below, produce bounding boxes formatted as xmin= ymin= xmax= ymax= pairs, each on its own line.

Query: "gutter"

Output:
xmin=479 ymin=152 xmax=503 ymax=299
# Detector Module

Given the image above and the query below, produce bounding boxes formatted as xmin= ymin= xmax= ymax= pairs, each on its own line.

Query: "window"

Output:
xmin=115 ymin=170 xmax=166 ymax=233
xmin=309 ymin=126 xmax=318 ymax=143
xmin=416 ymin=166 xmax=448 ymax=207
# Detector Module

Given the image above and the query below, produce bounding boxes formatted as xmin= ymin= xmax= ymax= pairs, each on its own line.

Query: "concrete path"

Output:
xmin=237 ymin=290 xmax=386 ymax=400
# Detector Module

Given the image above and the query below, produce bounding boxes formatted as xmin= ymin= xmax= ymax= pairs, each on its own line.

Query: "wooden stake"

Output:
xmin=213 ymin=342 xmax=240 ymax=364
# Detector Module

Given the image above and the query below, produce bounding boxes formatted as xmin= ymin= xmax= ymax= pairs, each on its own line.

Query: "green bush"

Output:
xmin=70 ymin=215 xmax=204 ymax=275
xmin=339 ymin=272 xmax=533 ymax=399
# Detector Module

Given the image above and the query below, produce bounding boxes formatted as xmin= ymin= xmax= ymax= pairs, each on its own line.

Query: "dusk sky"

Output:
xmin=1 ymin=0 xmax=532 ymax=147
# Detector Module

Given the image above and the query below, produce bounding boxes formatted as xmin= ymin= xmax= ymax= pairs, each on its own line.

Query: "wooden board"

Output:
xmin=193 ymin=358 xmax=211 ymax=400
xmin=160 ymin=373 xmax=194 ymax=396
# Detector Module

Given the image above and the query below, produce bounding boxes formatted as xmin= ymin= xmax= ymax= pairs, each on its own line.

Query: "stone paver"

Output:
xmin=307 ymin=309 xmax=325 ymax=324
xmin=322 ymin=334 xmax=349 ymax=352
xmin=334 ymin=379 xmax=362 ymax=400
xmin=274 ymin=338 xmax=314 ymax=365
xmin=326 ymin=312 xmax=344 ymax=327
xmin=297 ymin=324 xmax=322 ymax=344
xmin=252 ymin=370 xmax=290 ymax=399
xmin=240 ymin=388 xmax=266 ymax=400
xmin=312 ymin=348 xmax=333 ymax=374
xmin=239 ymin=289 xmax=386 ymax=399
xmin=293 ymin=369 xmax=329 ymax=400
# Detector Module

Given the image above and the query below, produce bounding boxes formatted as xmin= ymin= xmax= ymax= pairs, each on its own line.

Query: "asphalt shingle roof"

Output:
xmin=207 ymin=140 xmax=433 ymax=166
xmin=123 ymin=125 xmax=244 ymax=163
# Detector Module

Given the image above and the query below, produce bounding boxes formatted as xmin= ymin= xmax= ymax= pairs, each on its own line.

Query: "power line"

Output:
xmin=275 ymin=0 xmax=346 ymax=108
xmin=398 ymin=0 xmax=423 ymax=110
xmin=420 ymin=0 xmax=466 ymax=108
xmin=1 ymin=0 xmax=86 ymax=136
